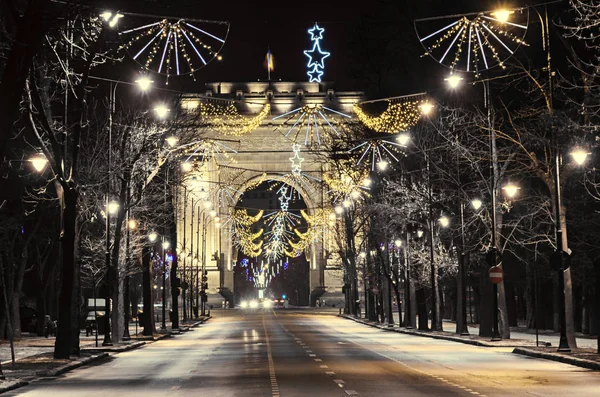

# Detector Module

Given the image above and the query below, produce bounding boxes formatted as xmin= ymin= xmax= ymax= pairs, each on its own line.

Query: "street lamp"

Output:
xmin=502 ymin=183 xmax=520 ymax=198
xmin=135 ymin=76 xmax=153 ymax=92
xmin=154 ymin=105 xmax=170 ymax=119
xmin=471 ymin=199 xmax=483 ymax=211
xmin=148 ymin=232 xmax=158 ymax=242
xmin=570 ymin=149 xmax=590 ymax=166
xmin=181 ymin=161 xmax=194 ymax=173
xmin=29 ymin=153 xmax=48 ymax=172
xmin=396 ymin=133 xmax=411 ymax=146
xmin=445 ymin=74 xmax=463 ymax=89
xmin=165 ymin=136 xmax=179 ymax=148
xmin=160 ymin=238 xmax=170 ymax=331
xmin=376 ymin=160 xmax=389 ymax=171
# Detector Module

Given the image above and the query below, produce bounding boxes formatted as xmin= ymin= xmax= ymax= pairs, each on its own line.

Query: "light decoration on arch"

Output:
xmin=117 ymin=13 xmax=230 ymax=81
xmin=353 ymin=99 xmax=428 ymax=134
xmin=415 ymin=7 xmax=528 ymax=74
xmin=323 ymin=167 xmax=371 ymax=205
xmin=304 ymin=23 xmax=330 ymax=82
xmin=222 ymin=209 xmax=264 ymax=257
xmin=190 ymin=101 xmax=270 ymax=136
xmin=273 ymin=104 xmax=351 ymax=147
xmin=287 ymin=209 xmax=335 ymax=258
xmin=263 ymin=184 xmax=301 ymax=260
xmin=348 ymin=137 xmax=408 ymax=171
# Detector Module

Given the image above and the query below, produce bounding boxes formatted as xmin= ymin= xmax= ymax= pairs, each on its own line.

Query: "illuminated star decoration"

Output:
xmin=118 ymin=14 xmax=230 ymax=82
xmin=348 ymin=138 xmax=408 ymax=171
xmin=415 ymin=8 xmax=528 ymax=75
xmin=289 ymin=144 xmax=304 ymax=176
xmin=273 ymin=104 xmax=351 ymax=147
xmin=303 ymin=23 xmax=330 ymax=82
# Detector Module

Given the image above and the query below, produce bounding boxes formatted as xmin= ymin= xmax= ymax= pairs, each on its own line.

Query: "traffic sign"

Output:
xmin=488 ymin=265 xmax=503 ymax=284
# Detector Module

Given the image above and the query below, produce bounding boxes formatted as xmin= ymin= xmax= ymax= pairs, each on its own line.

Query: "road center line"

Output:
xmin=262 ymin=315 xmax=280 ymax=397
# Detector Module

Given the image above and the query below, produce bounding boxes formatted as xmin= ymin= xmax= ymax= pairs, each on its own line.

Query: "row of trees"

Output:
xmin=330 ymin=0 xmax=600 ymax=351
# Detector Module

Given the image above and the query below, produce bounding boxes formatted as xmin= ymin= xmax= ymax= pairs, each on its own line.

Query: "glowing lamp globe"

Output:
xmin=162 ymin=241 xmax=170 ymax=249
xmin=148 ymin=232 xmax=158 ymax=242
xmin=502 ymin=183 xmax=520 ymax=198
xmin=165 ymin=136 xmax=179 ymax=147
xmin=128 ymin=219 xmax=138 ymax=230
xmin=471 ymin=199 xmax=483 ymax=210
xmin=394 ymin=239 xmax=403 ymax=247
xmin=492 ymin=9 xmax=513 ymax=23
xmin=570 ymin=149 xmax=590 ymax=166
xmin=445 ymin=74 xmax=463 ymax=89
xmin=362 ymin=178 xmax=372 ymax=187
xmin=29 ymin=154 xmax=48 ymax=172
xmin=377 ymin=160 xmax=389 ymax=171
xmin=107 ymin=201 xmax=120 ymax=215
xmin=334 ymin=206 xmax=344 ymax=214
xmin=419 ymin=102 xmax=434 ymax=115
xmin=135 ymin=77 xmax=153 ymax=92
xmin=396 ymin=134 xmax=411 ymax=146
xmin=181 ymin=162 xmax=193 ymax=172
xmin=154 ymin=105 xmax=170 ymax=119
xmin=209 ymin=210 xmax=217 ymax=218
xmin=439 ymin=216 xmax=450 ymax=228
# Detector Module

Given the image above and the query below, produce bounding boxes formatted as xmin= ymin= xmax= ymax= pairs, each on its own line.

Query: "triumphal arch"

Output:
xmin=176 ymin=81 xmax=363 ymax=306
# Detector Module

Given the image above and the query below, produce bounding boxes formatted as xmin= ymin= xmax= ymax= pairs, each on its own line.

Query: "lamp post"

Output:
xmin=201 ymin=208 xmax=218 ymax=316
xmin=161 ymin=238 xmax=170 ymax=331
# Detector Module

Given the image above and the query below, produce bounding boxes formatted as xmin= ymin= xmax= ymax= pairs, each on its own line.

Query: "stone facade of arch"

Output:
xmin=176 ymin=81 xmax=363 ymax=306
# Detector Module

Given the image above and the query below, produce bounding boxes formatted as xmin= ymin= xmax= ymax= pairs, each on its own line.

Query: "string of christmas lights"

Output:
xmin=353 ymin=100 xmax=426 ymax=133
xmin=192 ymin=102 xmax=271 ymax=136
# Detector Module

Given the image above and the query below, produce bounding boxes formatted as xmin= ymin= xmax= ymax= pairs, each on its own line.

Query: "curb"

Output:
xmin=341 ymin=315 xmax=534 ymax=348
xmin=0 ymin=380 xmax=29 ymax=395
xmin=512 ymin=347 xmax=600 ymax=371
xmin=43 ymin=352 xmax=109 ymax=377
xmin=81 ymin=341 xmax=146 ymax=353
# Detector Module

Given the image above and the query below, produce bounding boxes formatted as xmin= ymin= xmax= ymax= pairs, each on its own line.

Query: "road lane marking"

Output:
xmin=319 ymin=365 xmax=328 ymax=368
xmin=314 ymin=358 xmax=322 ymax=362
xmin=326 ymin=371 xmax=335 ymax=376
xmin=341 ymin=336 xmax=485 ymax=397
xmin=345 ymin=391 xmax=359 ymax=395
xmin=262 ymin=315 xmax=280 ymax=397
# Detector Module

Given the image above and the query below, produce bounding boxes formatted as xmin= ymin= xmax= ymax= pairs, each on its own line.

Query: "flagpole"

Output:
xmin=267 ymin=48 xmax=271 ymax=81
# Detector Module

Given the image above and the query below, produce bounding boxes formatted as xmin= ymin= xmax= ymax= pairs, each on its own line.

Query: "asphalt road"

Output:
xmin=6 ymin=309 xmax=600 ymax=396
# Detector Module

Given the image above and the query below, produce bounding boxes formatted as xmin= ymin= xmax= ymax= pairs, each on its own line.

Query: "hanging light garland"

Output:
xmin=287 ymin=209 xmax=335 ymax=258
xmin=190 ymin=102 xmax=271 ymax=136
xmin=353 ymin=100 xmax=427 ymax=133
xmin=273 ymin=104 xmax=351 ymax=147
xmin=223 ymin=209 xmax=264 ymax=258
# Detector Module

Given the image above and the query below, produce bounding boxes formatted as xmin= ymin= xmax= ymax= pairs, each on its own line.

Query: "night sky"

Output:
xmin=109 ymin=0 xmax=549 ymax=97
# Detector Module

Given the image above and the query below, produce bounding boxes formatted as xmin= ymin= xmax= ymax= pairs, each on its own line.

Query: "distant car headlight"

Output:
xmin=240 ymin=301 xmax=249 ymax=309
xmin=262 ymin=300 xmax=272 ymax=309
xmin=249 ymin=300 xmax=259 ymax=309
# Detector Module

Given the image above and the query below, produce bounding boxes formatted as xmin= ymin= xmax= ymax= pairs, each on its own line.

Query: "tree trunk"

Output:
xmin=416 ymin=287 xmax=428 ymax=331
xmin=479 ymin=269 xmax=493 ymax=337
xmin=168 ymin=189 xmax=179 ymax=329
xmin=54 ymin=184 xmax=78 ymax=358
xmin=141 ymin=244 xmax=155 ymax=336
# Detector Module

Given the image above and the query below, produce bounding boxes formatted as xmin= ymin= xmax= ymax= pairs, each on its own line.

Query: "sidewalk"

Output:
xmin=342 ymin=315 xmax=600 ymax=371
xmin=0 ymin=316 xmax=210 ymax=394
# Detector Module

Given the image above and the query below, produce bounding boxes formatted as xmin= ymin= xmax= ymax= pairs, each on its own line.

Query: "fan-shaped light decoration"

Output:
xmin=189 ymin=102 xmax=270 ymax=136
xmin=273 ymin=104 xmax=351 ymax=147
xmin=353 ymin=100 xmax=430 ymax=133
xmin=415 ymin=7 xmax=528 ymax=74
xmin=118 ymin=13 xmax=230 ymax=79
xmin=182 ymin=138 xmax=238 ymax=166
xmin=348 ymin=138 xmax=408 ymax=171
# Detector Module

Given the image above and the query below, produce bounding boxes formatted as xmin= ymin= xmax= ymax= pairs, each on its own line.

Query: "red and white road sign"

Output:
xmin=488 ymin=265 xmax=504 ymax=284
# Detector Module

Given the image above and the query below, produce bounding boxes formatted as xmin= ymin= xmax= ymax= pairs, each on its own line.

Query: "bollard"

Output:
xmin=339 ymin=307 xmax=342 ymax=315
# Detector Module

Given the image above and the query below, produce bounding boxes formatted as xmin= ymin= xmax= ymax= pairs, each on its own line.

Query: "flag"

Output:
xmin=264 ymin=48 xmax=274 ymax=73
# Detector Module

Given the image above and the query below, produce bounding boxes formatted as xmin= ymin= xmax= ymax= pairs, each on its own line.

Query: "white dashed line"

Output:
xmin=345 ymin=390 xmax=359 ymax=395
